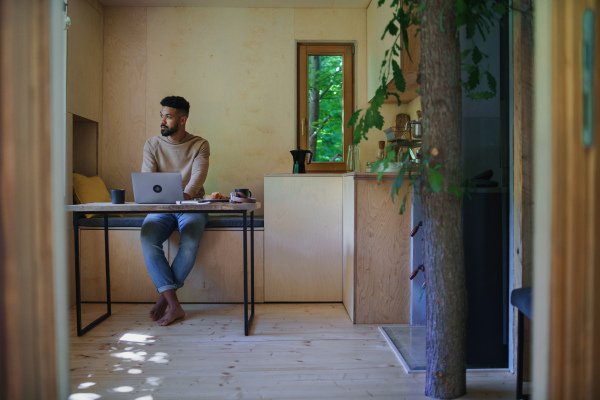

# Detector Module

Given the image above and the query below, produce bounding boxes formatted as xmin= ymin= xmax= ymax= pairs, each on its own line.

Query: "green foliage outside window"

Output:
xmin=308 ymin=55 xmax=344 ymax=162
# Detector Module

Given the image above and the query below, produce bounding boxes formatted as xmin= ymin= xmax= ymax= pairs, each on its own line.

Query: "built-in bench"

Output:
xmin=77 ymin=214 xmax=265 ymax=304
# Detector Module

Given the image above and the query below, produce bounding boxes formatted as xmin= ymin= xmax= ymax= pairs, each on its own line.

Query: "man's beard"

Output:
xmin=160 ymin=123 xmax=178 ymax=137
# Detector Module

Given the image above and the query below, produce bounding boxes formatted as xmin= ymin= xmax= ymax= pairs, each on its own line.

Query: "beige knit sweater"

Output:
xmin=141 ymin=132 xmax=210 ymax=199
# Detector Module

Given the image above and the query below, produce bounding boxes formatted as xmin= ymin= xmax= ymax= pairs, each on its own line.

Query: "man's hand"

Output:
xmin=183 ymin=192 xmax=191 ymax=200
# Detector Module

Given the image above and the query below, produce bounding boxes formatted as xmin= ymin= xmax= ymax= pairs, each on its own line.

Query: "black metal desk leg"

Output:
xmin=74 ymin=212 xmax=112 ymax=336
xmin=517 ymin=311 xmax=528 ymax=399
xmin=251 ymin=212 xmax=255 ymax=317
xmin=243 ymin=211 xmax=248 ymax=335
xmin=74 ymin=212 xmax=83 ymax=335
xmin=104 ymin=214 xmax=112 ymax=316
xmin=242 ymin=210 xmax=256 ymax=336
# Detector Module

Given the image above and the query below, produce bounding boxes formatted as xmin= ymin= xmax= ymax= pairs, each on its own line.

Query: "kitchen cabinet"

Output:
xmin=343 ymin=173 xmax=412 ymax=324
xmin=367 ymin=0 xmax=420 ymax=104
xmin=264 ymin=174 xmax=343 ymax=302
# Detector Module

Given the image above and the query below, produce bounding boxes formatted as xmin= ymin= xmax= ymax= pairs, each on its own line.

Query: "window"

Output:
xmin=297 ymin=43 xmax=354 ymax=172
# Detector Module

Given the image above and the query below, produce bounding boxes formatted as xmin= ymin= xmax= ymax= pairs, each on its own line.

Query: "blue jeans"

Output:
xmin=140 ymin=213 xmax=209 ymax=293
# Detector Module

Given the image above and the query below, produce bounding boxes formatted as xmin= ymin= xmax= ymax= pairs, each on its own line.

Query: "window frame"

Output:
xmin=297 ymin=42 xmax=355 ymax=173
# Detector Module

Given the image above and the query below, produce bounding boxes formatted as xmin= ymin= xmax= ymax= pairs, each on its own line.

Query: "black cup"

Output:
xmin=111 ymin=189 xmax=125 ymax=204
xmin=234 ymin=189 xmax=252 ymax=198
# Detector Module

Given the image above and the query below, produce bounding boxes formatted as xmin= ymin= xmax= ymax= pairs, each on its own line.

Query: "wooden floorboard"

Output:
xmin=69 ymin=303 xmax=515 ymax=399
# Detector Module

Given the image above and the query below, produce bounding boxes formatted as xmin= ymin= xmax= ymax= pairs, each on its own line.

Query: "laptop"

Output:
xmin=131 ymin=172 xmax=184 ymax=204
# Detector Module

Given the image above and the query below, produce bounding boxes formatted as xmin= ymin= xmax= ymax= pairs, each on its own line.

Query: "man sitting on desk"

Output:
xmin=140 ymin=95 xmax=210 ymax=326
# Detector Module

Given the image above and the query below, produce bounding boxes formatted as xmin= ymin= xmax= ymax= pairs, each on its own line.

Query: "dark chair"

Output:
xmin=511 ymin=287 xmax=532 ymax=400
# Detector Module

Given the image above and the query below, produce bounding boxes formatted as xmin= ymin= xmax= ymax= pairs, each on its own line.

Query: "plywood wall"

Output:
xmin=100 ymin=7 xmax=375 ymax=213
xmin=66 ymin=0 xmax=103 ymax=122
xmin=64 ymin=5 xmax=420 ymax=214
xmin=102 ymin=7 xmax=147 ymax=194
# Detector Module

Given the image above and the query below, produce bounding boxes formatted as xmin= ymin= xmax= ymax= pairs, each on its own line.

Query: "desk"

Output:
xmin=66 ymin=201 xmax=260 ymax=336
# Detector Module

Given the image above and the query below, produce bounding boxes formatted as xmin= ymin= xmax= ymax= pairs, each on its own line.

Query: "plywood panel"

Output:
xmin=66 ymin=0 xmax=103 ymax=122
xmin=169 ymin=230 xmax=264 ymax=303
xmin=102 ymin=7 xmax=147 ymax=201
xmin=548 ymin=1 xmax=600 ymax=398
xmin=79 ymin=228 xmax=264 ymax=303
xmin=512 ymin=0 xmax=534 ymax=379
xmin=354 ymin=178 xmax=411 ymax=324
xmin=264 ymin=176 xmax=343 ymax=302
xmin=0 ymin=1 xmax=58 ymax=397
xmin=342 ymin=175 xmax=356 ymax=321
xmin=73 ymin=121 xmax=98 ymax=177
xmin=79 ymin=229 xmax=158 ymax=302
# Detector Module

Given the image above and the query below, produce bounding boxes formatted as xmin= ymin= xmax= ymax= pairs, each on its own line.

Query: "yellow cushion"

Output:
xmin=72 ymin=173 xmax=116 ymax=218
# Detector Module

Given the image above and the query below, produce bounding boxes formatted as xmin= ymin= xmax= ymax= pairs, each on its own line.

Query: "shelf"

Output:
xmin=369 ymin=71 xmax=420 ymax=105
xmin=389 ymin=139 xmax=422 ymax=147
xmin=383 ymin=71 xmax=420 ymax=104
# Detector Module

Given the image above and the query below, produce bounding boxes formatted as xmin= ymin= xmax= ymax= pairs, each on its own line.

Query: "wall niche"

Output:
xmin=72 ymin=114 xmax=98 ymax=177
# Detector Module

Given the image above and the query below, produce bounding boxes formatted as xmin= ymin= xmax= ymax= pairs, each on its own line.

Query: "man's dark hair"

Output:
xmin=160 ymin=96 xmax=190 ymax=116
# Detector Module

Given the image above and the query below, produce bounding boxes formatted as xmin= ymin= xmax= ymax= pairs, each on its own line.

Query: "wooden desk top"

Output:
xmin=66 ymin=201 xmax=261 ymax=213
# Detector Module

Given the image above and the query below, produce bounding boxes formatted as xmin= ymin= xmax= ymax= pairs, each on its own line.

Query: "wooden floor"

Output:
xmin=69 ymin=303 xmax=516 ymax=399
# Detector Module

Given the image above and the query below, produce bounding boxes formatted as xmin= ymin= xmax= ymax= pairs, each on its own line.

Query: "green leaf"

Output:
xmin=466 ymin=21 xmax=476 ymax=38
xmin=428 ymin=167 xmax=444 ymax=193
xmin=353 ymin=117 xmax=365 ymax=143
xmin=347 ymin=109 xmax=361 ymax=128
xmin=385 ymin=20 xmax=399 ymax=38
xmin=400 ymin=149 xmax=411 ymax=162
xmin=378 ymin=0 xmax=386 ymax=6
xmin=391 ymin=173 xmax=405 ymax=202
xmin=486 ymin=70 xmax=497 ymax=94
xmin=492 ymin=2 xmax=508 ymax=15
xmin=392 ymin=60 xmax=406 ymax=92
xmin=399 ymin=192 xmax=408 ymax=215
xmin=472 ymin=45 xmax=482 ymax=64
xmin=372 ymin=86 xmax=386 ymax=108
xmin=439 ymin=6 xmax=445 ymax=33
xmin=364 ymin=107 xmax=385 ymax=130
xmin=460 ymin=49 xmax=472 ymax=61
xmin=467 ymin=91 xmax=495 ymax=100
xmin=386 ymin=91 xmax=401 ymax=106
xmin=448 ymin=186 xmax=462 ymax=198
xmin=467 ymin=66 xmax=480 ymax=90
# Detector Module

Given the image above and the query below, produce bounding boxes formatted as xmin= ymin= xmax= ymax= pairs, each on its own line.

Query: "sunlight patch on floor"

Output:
xmin=68 ymin=393 xmax=101 ymax=400
xmin=77 ymin=382 xmax=96 ymax=389
xmin=111 ymin=386 xmax=134 ymax=393
xmin=120 ymin=333 xmax=156 ymax=343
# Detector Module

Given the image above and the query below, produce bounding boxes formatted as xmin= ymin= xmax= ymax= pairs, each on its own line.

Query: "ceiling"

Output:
xmin=97 ymin=0 xmax=372 ymax=8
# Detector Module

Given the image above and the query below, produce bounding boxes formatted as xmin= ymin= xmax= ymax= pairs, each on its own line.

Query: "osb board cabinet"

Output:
xmin=79 ymin=227 xmax=264 ymax=303
xmin=343 ymin=173 xmax=412 ymax=324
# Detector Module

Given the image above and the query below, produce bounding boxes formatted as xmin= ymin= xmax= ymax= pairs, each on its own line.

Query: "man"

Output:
xmin=140 ymin=95 xmax=210 ymax=326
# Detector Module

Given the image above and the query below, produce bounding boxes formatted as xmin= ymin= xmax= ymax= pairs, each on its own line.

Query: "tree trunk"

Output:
xmin=419 ymin=0 xmax=467 ymax=398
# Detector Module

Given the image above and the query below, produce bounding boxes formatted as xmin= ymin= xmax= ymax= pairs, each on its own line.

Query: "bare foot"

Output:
xmin=148 ymin=294 xmax=168 ymax=321
xmin=157 ymin=305 xmax=186 ymax=326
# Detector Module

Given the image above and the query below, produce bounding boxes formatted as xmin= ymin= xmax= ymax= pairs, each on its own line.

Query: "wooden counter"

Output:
xmin=343 ymin=173 xmax=412 ymax=324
